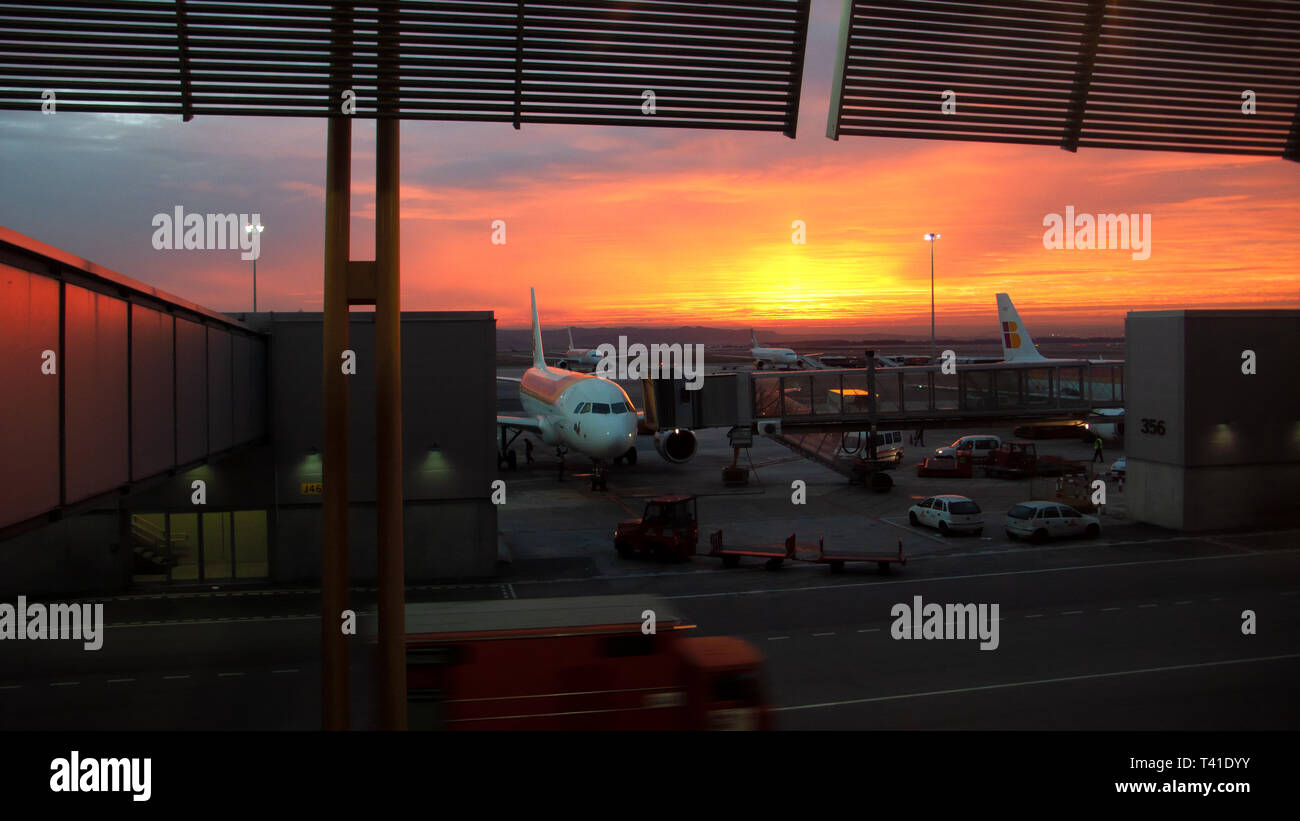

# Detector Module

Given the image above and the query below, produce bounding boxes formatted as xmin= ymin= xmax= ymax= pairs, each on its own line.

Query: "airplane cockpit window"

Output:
xmin=612 ymin=402 xmax=628 ymax=414
xmin=574 ymin=402 xmax=589 ymax=414
xmin=592 ymin=403 xmax=611 ymax=414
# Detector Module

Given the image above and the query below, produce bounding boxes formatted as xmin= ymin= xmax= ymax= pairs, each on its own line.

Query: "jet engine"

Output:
xmin=653 ymin=428 xmax=697 ymax=464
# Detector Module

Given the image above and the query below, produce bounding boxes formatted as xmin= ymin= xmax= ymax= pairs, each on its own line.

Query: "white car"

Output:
xmin=908 ymin=495 xmax=984 ymax=536
xmin=1005 ymin=501 xmax=1101 ymax=543
xmin=933 ymin=435 xmax=1001 ymax=462
xmin=1109 ymin=457 xmax=1126 ymax=481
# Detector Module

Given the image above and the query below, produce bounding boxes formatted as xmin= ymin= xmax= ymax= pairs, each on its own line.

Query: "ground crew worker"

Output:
xmin=1092 ymin=436 xmax=1104 ymax=464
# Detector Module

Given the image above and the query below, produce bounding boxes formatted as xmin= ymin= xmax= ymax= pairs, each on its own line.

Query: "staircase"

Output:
xmin=130 ymin=515 xmax=180 ymax=573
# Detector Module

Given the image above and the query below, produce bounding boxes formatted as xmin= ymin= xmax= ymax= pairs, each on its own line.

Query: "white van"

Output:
xmin=839 ymin=430 xmax=905 ymax=462
xmin=934 ymin=435 xmax=1001 ymax=463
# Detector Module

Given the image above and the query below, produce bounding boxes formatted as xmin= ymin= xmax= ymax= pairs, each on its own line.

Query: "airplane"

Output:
xmin=552 ymin=327 xmax=605 ymax=371
xmin=750 ymin=329 xmax=801 ymax=370
xmin=495 ymin=289 xmax=699 ymax=485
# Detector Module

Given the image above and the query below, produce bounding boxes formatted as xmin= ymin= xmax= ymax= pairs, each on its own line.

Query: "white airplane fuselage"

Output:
xmin=519 ymin=366 xmax=637 ymax=460
xmin=753 ymin=346 xmax=799 ymax=369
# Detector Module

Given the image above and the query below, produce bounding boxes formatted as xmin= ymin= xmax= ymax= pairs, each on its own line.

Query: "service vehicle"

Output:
xmin=934 ymin=435 xmax=1002 ymax=463
xmin=708 ymin=530 xmax=906 ymax=574
xmin=401 ymin=594 xmax=772 ymax=730
xmin=908 ymin=494 xmax=984 ymax=535
xmin=1005 ymin=501 xmax=1101 ymax=543
xmin=613 ymin=494 xmax=699 ymax=561
xmin=917 ymin=451 xmax=973 ymax=478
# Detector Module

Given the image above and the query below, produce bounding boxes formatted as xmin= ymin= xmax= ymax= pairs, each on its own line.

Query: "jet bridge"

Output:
xmin=643 ymin=360 xmax=1124 ymax=434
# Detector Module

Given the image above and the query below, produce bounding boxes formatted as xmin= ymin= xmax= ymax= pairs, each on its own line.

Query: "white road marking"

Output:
xmin=813 ymin=632 xmax=835 ymax=637
xmin=218 ymin=672 xmax=245 ymax=678
xmin=666 ymin=550 xmax=1295 ymax=601
xmin=272 ymin=669 xmax=299 ymax=674
xmin=767 ymin=636 xmax=789 ymax=641
xmin=1026 ymin=614 xmax=1045 ymax=619
xmin=774 ymin=653 xmax=1300 ymax=712
xmin=50 ymin=682 xmax=78 ymax=687
xmin=1139 ymin=603 xmax=1158 ymax=608
xmin=1175 ymin=601 xmax=1192 ymax=605
xmin=1061 ymin=610 xmax=1083 ymax=615
xmin=1100 ymin=607 xmax=1122 ymax=611
xmin=107 ymin=678 xmax=135 ymax=684
xmin=0 ymin=684 xmax=22 ymax=690
xmin=163 ymin=675 xmax=190 ymax=680
xmin=857 ymin=628 xmax=881 ymax=633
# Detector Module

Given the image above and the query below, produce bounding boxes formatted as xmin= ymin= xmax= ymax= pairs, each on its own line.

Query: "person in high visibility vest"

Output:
xmin=1092 ymin=436 xmax=1105 ymax=464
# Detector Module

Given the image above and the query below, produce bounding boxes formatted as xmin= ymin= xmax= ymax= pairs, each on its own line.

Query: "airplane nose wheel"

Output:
xmin=591 ymin=461 xmax=609 ymax=492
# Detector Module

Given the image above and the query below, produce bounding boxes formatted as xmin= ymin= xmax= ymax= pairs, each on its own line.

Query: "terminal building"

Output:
xmin=0 ymin=227 xmax=497 ymax=597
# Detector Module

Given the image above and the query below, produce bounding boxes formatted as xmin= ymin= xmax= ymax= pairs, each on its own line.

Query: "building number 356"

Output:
xmin=1139 ymin=418 xmax=1166 ymax=435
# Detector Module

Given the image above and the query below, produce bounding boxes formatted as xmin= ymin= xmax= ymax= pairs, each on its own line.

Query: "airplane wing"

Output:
xmin=496 ymin=376 xmax=522 ymax=384
xmin=496 ymin=414 xmax=543 ymax=433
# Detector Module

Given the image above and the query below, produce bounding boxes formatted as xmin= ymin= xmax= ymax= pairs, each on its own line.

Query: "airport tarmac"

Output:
xmin=0 ymin=369 xmax=1291 ymax=731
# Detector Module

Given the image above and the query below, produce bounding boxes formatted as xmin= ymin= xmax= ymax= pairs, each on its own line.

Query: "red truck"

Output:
xmin=402 ymin=594 xmax=772 ymax=730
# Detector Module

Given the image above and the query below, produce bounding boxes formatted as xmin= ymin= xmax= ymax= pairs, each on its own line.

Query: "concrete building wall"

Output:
xmin=1125 ymin=310 xmax=1300 ymax=531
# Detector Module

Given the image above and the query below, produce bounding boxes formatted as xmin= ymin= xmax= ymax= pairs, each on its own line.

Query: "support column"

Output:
xmin=321 ymin=114 xmax=351 ymax=731
xmin=375 ymin=0 xmax=407 ymax=731
xmin=320 ymin=1 xmax=353 ymax=732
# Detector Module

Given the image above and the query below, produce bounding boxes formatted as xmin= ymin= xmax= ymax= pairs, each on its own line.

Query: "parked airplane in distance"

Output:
xmin=553 ymin=327 xmax=605 ymax=370
xmin=751 ymin=329 xmax=800 ymax=369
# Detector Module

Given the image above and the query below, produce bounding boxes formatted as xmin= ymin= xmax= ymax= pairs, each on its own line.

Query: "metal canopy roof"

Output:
xmin=827 ymin=0 xmax=1300 ymax=160
xmin=0 ymin=0 xmax=810 ymax=136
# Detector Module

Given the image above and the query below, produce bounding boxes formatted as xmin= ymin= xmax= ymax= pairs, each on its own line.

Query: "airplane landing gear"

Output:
xmin=555 ymin=446 xmax=567 ymax=481
xmin=591 ymin=461 xmax=609 ymax=492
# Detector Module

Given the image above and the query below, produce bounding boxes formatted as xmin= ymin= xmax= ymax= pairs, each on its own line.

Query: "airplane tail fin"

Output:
xmin=531 ymin=288 xmax=548 ymax=371
xmin=751 ymin=328 xmax=759 ymax=348
xmin=568 ymin=326 xmax=575 ymax=350
xmin=996 ymin=293 xmax=1046 ymax=363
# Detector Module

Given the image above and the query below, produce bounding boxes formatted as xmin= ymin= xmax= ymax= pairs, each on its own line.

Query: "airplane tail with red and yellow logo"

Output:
xmin=996 ymin=293 xmax=1046 ymax=363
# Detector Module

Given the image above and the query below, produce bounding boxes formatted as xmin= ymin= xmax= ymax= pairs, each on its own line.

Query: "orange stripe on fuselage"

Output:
xmin=520 ymin=368 xmax=589 ymax=407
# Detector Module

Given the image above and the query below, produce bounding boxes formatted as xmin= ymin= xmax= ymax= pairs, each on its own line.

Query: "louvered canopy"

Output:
xmin=827 ymin=0 xmax=1300 ymax=160
xmin=0 ymin=0 xmax=811 ymax=136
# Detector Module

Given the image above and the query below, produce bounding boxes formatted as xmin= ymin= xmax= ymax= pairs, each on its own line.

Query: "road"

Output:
xmin=0 ymin=527 xmax=1294 ymax=730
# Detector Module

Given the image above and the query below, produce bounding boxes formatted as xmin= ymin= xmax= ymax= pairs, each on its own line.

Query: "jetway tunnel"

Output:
xmin=0 ymin=226 xmax=268 ymax=541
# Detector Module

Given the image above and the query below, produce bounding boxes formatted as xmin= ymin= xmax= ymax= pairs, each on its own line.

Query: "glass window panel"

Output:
xmin=203 ymin=511 xmax=233 ymax=580
xmin=234 ymin=510 xmax=268 ymax=579
xmin=168 ymin=513 xmax=199 ymax=581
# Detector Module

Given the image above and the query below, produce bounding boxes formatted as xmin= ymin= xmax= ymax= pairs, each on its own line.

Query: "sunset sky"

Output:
xmin=2 ymin=3 xmax=1297 ymax=338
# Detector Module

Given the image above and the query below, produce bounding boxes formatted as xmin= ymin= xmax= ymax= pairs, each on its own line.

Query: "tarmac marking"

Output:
xmin=107 ymin=678 xmax=135 ymax=684
xmin=163 ymin=675 xmax=190 ymax=680
xmin=767 ymin=636 xmax=790 ymax=641
xmin=812 ymin=632 xmax=836 ymax=637
xmin=217 ymin=672 xmax=245 ymax=678
xmin=773 ymin=652 xmax=1300 ymax=713
xmin=1139 ymin=603 xmax=1158 ymax=608
xmin=665 ymin=549 xmax=1299 ymax=601
xmin=0 ymin=684 xmax=23 ymax=690
xmin=272 ymin=669 xmax=299 ymax=674
xmin=1061 ymin=610 xmax=1084 ymax=615
xmin=857 ymin=628 xmax=880 ymax=633
xmin=1100 ymin=606 xmax=1123 ymax=611
xmin=50 ymin=682 xmax=78 ymax=687
xmin=1175 ymin=601 xmax=1193 ymax=606
xmin=1026 ymin=614 xmax=1045 ymax=619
